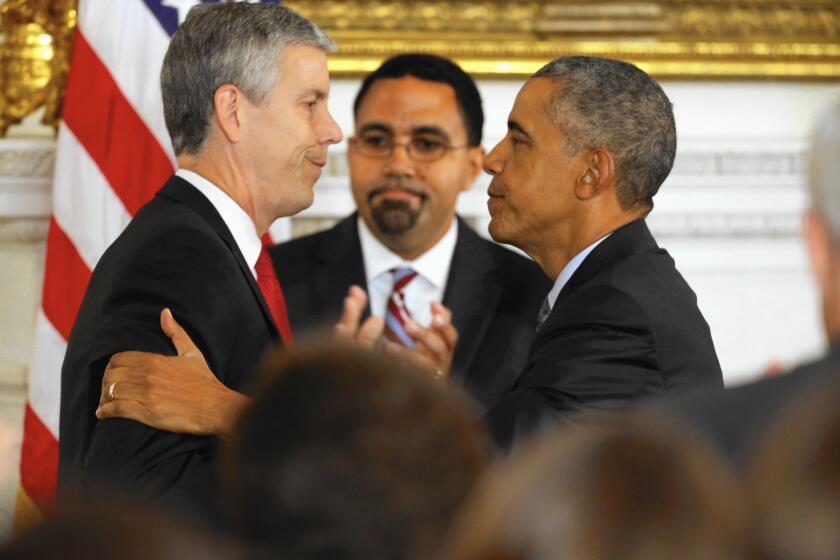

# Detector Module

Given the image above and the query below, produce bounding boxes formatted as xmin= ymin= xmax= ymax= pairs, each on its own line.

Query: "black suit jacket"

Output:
xmin=664 ymin=343 xmax=840 ymax=469
xmin=270 ymin=214 xmax=551 ymax=413
xmin=485 ymin=219 xmax=724 ymax=448
xmin=59 ymin=176 xmax=278 ymax=520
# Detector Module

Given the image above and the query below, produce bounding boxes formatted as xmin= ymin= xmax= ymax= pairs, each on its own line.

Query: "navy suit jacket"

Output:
xmin=269 ymin=214 xmax=551 ymax=414
xmin=664 ymin=343 xmax=840 ymax=469
xmin=484 ymin=220 xmax=724 ymax=448
xmin=59 ymin=176 xmax=279 ymax=521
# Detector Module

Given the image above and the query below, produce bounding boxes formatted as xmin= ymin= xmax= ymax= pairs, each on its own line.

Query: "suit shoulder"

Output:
xmin=269 ymin=223 xmax=337 ymax=263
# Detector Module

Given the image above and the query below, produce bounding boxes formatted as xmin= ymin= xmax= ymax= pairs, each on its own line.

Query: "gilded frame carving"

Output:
xmin=0 ymin=0 xmax=838 ymax=136
xmin=284 ymin=0 xmax=840 ymax=79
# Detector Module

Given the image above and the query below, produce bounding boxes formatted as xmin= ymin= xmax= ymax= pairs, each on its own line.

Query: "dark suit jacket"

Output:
xmin=484 ymin=219 xmax=724 ymax=448
xmin=270 ymin=214 xmax=551 ymax=413
xmin=59 ymin=176 xmax=278 ymax=520
xmin=664 ymin=343 xmax=840 ymax=469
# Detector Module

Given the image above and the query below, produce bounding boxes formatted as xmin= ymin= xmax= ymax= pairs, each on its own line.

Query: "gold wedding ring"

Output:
xmin=108 ymin=382 xmax=116 ymax=401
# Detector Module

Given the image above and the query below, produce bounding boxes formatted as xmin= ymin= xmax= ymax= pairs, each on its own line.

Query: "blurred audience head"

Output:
xmin=0 ymin=502 xmax=231 ymax=560
xmin=807 ymin=103 xmax=840 ymax=242
xmin=224 ymin=338 xmax=489 ymax=560
xmin=442 ymin=414 xmax=745 ymax=560
xmin=748 ymin=382 xmax=840 ymax=560
xmin=804 ymin=104 xmax=840 ymax=340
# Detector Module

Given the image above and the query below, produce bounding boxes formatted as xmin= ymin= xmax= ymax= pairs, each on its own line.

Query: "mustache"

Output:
xmin=367 ymin=179 xmax=428 ymax=202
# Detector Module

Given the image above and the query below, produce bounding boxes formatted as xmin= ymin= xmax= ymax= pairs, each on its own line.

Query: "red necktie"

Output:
xmin=384 ymin=267 xmax=418 ymax=347
xmin=255 ymin=247 xmax=294 ymax=345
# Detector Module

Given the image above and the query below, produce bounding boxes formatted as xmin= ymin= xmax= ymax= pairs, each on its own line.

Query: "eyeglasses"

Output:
xmin=349 ymin=132 xmax=469 ymax=163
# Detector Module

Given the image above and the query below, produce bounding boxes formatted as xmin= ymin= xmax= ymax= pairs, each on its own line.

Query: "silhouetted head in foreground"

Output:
xmin=225 ymin=339 xmax=489 ymax=559
xmin=443 ymin=414 xmax=746 ymax=560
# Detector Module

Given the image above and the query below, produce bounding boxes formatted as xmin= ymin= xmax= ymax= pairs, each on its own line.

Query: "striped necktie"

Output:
xmin=384 ymin=267 xmax=418 ymax=347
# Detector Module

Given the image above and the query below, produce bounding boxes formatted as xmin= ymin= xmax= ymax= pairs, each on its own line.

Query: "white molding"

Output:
xmin=0 ymin=139 xmax=55 ymax=218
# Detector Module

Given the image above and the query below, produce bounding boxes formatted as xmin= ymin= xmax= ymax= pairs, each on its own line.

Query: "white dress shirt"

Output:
xmin=358 ymin=216 xmax=458 ymax=327
xmin=175 ymin=168 xmax=262 ymax=278
xmin=545 ymin=233 xmax=612 ymax=312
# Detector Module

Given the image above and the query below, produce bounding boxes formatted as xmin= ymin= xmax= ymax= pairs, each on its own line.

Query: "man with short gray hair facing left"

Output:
xmin=481 ymin=56 xmax=723 ymax=446
xmin=58 ymin=3 xmax=342 ymax=522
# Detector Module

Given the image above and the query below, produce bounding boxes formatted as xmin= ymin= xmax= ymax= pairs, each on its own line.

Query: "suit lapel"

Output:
xmin=443 ymin=218 xmax=503 ymax=382
xmin=156 ymin=176 xmax=279 ymax=339
xmin=316 ymin=215 xmax=370 ymax=320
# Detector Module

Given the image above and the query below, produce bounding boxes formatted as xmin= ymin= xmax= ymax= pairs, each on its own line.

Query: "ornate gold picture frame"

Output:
xmin=1 ymin=0 xmax=838 ymax=136
xmin=284 ymin=0 xmax=840 ymax=79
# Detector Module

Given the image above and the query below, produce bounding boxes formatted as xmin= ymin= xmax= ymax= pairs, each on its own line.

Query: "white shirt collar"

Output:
xmin=358 ymin=215 xmax=458 ymax=291
xmin=175 ymin=168 xmax=262 ymax=277
xmin=545 ymin=233 xmax=611 ymax=310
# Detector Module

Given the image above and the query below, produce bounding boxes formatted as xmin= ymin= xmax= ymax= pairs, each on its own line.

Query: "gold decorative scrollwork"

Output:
xmin=282 ymin=0 xmax=840 ymax=79
xmin=0 ymin=0 xmax=77 ymax=136
xmin=0 ymin=0 xmax=837 ymax=137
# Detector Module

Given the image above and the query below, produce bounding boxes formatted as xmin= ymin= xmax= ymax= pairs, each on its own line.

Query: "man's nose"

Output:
xmin=383 ymin=143 xmax=416 ymax=177
xmin=320 ymin=109 xmax=343 ymax=145
xmin=483 ymin=140 xmax=506 ymax=176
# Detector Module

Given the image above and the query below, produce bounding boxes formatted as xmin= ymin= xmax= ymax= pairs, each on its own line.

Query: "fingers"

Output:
xmin=95 ymin=400 xmax=150 ymax=423
xmin=430 ymin=302 xmax=458 ymax=350
xmin=107 ymin=351 xmax=154 ymax=369
xmin=404 ymin=303 xmax=458 ymax=377
xmin=356 ymin=316 xmax=384 ymax=347
xmin=160 ymin=308 xmax=202 ymax=359
xmin=407 ymin=322 xmax=450 ymax=372
xmin=98 ymin=380 xmax=146 ymax=407
xmin=336 ymin=286 xmax=368 ymax=337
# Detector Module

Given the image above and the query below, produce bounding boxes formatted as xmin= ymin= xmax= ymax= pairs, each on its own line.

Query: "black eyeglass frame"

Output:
xmin=348 ymin=134 xmax=470 ymax=163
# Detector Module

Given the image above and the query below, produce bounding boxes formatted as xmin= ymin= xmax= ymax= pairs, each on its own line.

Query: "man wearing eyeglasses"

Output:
xmin=270 ymin=54 xmax=550 ymax=411
xmin=95 ymin=54 xmax=549 ymax=434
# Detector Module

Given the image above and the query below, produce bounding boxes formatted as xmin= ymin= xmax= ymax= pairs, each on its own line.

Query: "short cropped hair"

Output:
xmin=533 ymin=56 xmax=677 ymax=211
xmin=353 ymin=54 xmax=484 ymax=146
xmin=0 ymin=502 xmax=230 ymax=560
xmin=443 ymin=415 xmax=745 ymax=560
xmin=808 ymin=104 xmax=840 ymax=243
xmin=748 ymin=382 xmax=840 ymax=560
xmin=225 ymin=339 xmax=488 ymax=560
xmin=161 ymin=3 xmax=334 ymax=156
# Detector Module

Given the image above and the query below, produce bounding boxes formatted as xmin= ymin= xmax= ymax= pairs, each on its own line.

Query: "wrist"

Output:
xmin=213 ymin=388 xmax=251 ymax=440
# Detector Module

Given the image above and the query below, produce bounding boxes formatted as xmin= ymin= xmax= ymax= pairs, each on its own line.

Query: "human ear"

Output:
xmin=214 ymin=84 xmax=243 ymax=144
xmin=575 ymin=148 xmax=615 ymax=201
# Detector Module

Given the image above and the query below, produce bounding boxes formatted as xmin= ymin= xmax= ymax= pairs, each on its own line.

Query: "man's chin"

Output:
xmin=370 ymin=205 xmax=419 ymax=236
xmin=487 ymin=218 xmax=515 ymax=246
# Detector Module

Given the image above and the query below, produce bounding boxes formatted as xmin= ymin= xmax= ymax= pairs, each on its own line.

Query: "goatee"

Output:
xmin=371 ymin=199 xmax=420 ymax=235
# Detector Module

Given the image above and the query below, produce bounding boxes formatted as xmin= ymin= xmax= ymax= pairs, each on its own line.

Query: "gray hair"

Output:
xmin=161 ymin=3 xmax=335 ymax=156
xmin=809 ymin=103 xmax=840 ymax=242
xmin=533 ymin=56 xmax=676 ymax=211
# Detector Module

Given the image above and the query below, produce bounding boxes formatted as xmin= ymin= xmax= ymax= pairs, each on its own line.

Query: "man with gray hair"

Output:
xmin=667 ymin=103 xmax=840 ymax=467
xmin=58 ymin=3 xmax=341 ymax=520
xmin=481 ymin=56 xmax=723 ymax=446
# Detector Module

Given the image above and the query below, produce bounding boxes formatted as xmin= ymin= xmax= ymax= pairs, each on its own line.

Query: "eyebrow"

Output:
xmin=299 ymin=88 xmax=327 ymax=100
xmin=357 ymin=122 xmax=451 ymax=140
xmin=357 ymin=122 xmax=393 ymax=135
xmin=508 ymin=119 xmax=532 ymax=141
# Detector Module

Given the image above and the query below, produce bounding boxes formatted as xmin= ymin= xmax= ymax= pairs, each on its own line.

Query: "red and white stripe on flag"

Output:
xmin=15 ymin=0 xmax=283 ymax=529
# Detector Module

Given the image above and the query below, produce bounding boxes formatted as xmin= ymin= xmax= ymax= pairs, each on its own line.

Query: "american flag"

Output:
xmin=16 ymin=0 xmax=283 ymax=528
